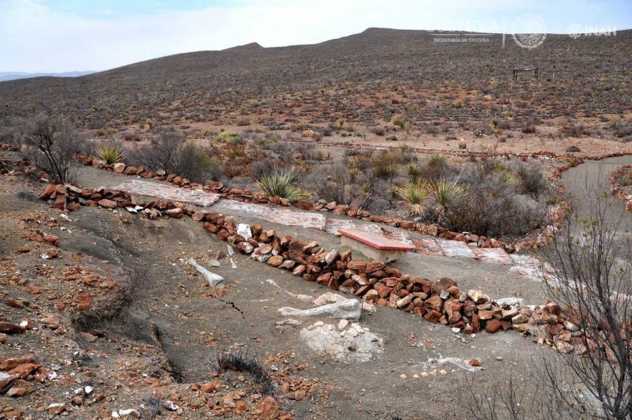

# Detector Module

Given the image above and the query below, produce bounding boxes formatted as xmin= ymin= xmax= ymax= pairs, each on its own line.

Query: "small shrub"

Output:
xmin=250 ymin=159 xmax=279 ymax=180
xmin=214 ymin=132 xmax=242 ymax=144
xmin=561 ymin=123 xmax=589 ymax=137
xmin=611 ymin=120 xmax=632 ymax=138
xmin=257 ymin=170 xmax=310 ymax=202
xmin=422 ymin=155 xmax=450 ymax=180
xmin=128 ymin=130 xmax=220 ymax=182
xmin=216 ymin=351 xmax=273 ymax=394
xmin=371 ymin=152 xmax=398 ymax=179
xmin=444 ymin=191 xmax=547 ymax=237
xmin=174 ymin=143 xmax=221 ymax=182
xmin=521 ymin=118 xmax=537 ymax=134
xmin=395 ymin=182 xmax=429 ymax=216
xmin=97 ymin=144 xmax=123 ymax=164
xmin=20 ymin=113 xmax=82 ymax=184
xmin=370 ymin=126 xmax=386 ymax=136
xmin=128 ymin=129 xmax=183 ymax=172
xmin=516 ymin=163 xmax=548 ymax=197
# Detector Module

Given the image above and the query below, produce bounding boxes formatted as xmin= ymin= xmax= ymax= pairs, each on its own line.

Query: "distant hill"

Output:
xmin=0 ymin=71 xmax=93 ymax=82
xmin=0 ymin=27 xmax=630 ymax=129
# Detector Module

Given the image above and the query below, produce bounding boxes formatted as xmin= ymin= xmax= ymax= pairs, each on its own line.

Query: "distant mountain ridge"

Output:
xmin=0 ymin=27 xmax=630 ymax=128
xmin=0 ymin=71 xmax=94 ymax=82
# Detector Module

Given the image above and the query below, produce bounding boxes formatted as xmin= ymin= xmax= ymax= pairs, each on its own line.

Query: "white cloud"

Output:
xmin=0 ymin=0 xmax=627 ymax=72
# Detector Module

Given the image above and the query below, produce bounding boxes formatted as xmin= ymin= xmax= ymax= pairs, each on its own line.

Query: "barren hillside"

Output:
xmin=1 ymin=28 xmax=631 ymax=132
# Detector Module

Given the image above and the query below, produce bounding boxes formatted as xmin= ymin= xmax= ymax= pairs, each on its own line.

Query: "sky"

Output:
xmin=1 ymin=0 xmax=631 ymax=73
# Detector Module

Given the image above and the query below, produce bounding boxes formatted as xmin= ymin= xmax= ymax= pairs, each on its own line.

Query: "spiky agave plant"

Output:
xmin=427 ymin=179 xmax=465 ymax=212
xmin=257 ymin=169 xmax=310 ymax=202
xmin=395 ymin=181 xmax=429 ymax=216
xmin=97 ymin=145 xmax=124 ymax=164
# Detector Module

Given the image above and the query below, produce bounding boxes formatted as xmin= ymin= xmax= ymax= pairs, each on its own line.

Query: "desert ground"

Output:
xmin=2 ymin=28 xmax=632 ymax=419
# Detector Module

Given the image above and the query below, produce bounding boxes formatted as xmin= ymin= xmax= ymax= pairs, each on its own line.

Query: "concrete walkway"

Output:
xmin=73 ymin=165 xmax=556 ymax=289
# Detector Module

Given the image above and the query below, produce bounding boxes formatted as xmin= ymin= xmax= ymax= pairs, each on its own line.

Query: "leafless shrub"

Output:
xmin=561 ymin=123 xmax=590 ymax=138
xmin=174 ymin=143 xmax=222 ymax=182
xmin=458 ymin=371 xmax=574 ymax=420
xmin=128 ymin=129 xmax=182 ymax=172
xmin=542 ymin=192 xmax=632 ymax=419
xmin=415 ymin=154 xmax=457 ymax=182
xmin=128 ymin=129 xmax=220 ymax=182
xmin=216 ymin=350 xmax=273 ymax=394
xmin=304 ymin=163 xmax=352 ymax=204
xmin=250 ymin=158 xmax=280 ymax=180
xmin=515 ymin=162 xmax=549 ymax=197
xmin=521 ymin=118 xmax=537 ymax=134
xmin=610 ymin=121 xmax=632 ymax=142
xmin=19 ymin=113 xmax=82 ymax=184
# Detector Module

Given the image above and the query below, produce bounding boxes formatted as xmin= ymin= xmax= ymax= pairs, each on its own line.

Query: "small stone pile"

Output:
xmin=39 ymin=183 xmax=135 ymax=211
xmin=38 ymin=182 xmax=586 ymax=353
xmin=609 ymin=164 xmax=632 ymax=212
xmin=0 ymin=354 xmax=47 ymax=399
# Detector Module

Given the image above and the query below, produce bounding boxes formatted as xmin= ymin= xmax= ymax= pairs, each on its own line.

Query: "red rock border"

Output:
xmin=37 ymin=182 xmax=585 ymax=355
xmin=75 ymin=151 xmax=575 ymax=253
xmin=609 ymin=164 xmax=632 ymax=212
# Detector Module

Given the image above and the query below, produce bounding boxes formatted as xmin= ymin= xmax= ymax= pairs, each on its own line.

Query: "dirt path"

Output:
xmin=560 ymin=155 xmax=632 ymax=233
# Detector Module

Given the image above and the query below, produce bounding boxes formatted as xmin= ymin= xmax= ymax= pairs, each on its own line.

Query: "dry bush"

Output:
xmin=425 ymin=160 xmax=550 ymax=237
xmin=250 ymin=159 xmax=280 ymax=180
xmin=0 ymin=120 xmax=20 ymax=146
xmin=459 ymin=374 xmax=568 ymax=420
xmin=610 ymin=121 xmax=632 ymax=142
xmin=370 ymin=147 xmax=416 ymax=180
xmin=561 ymin=123 xmax=590 ymax=138
xmin=175 ymin=143 xmax=222 ymax=182
xmin=216 ymin=350 xmax=273 ymax=395
xmin=129 ymin=129 xmax=220 ymax=182
xmin=542 ymin=193 xmax=632 ymax=419
xmin=413 ymin=154 xmax=457 ymax=182
xmin=129 ymin=129 xmax=182 ymax=172
xmin=515 ymin=162 xmax=550 ymax=197
xmin=303 ymin=162 xmax=386 ymax=210
xmin=19 ymin=113 xmax=82 ymax=184
xmin=444 ymin=188 xmax=547 ymax=237
xmin=521 ymin=118 xmax=537 ymax=134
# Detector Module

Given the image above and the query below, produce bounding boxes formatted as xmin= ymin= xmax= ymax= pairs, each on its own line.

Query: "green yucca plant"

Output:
xmin=427 ymin=179 xmax=465 ymax=211
xmin=257 ymin=170 xmax=310 ymax=202
xmin=395 ymin=181 xmax=429 ymax=216
xmin=97 ymin=145 xmax=123 ymax=164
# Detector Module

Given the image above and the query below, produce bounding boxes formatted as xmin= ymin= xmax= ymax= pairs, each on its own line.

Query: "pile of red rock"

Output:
xmin=0 ymin=355 xmax=47 ymax=399
xmin=609 ymin=164 xmax=632 ymax=212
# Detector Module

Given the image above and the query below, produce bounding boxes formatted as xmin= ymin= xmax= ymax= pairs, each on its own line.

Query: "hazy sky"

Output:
xmin=1 ymin=0 xmax=630 ymax=72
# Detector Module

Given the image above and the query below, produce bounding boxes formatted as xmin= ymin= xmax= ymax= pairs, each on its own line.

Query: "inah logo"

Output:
xmin=512 ymin=33 xmax=547 ymax=49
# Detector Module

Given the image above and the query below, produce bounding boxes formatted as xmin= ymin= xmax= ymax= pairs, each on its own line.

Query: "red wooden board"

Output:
xmin=339 ymin=228 xmax=416 ymax=251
